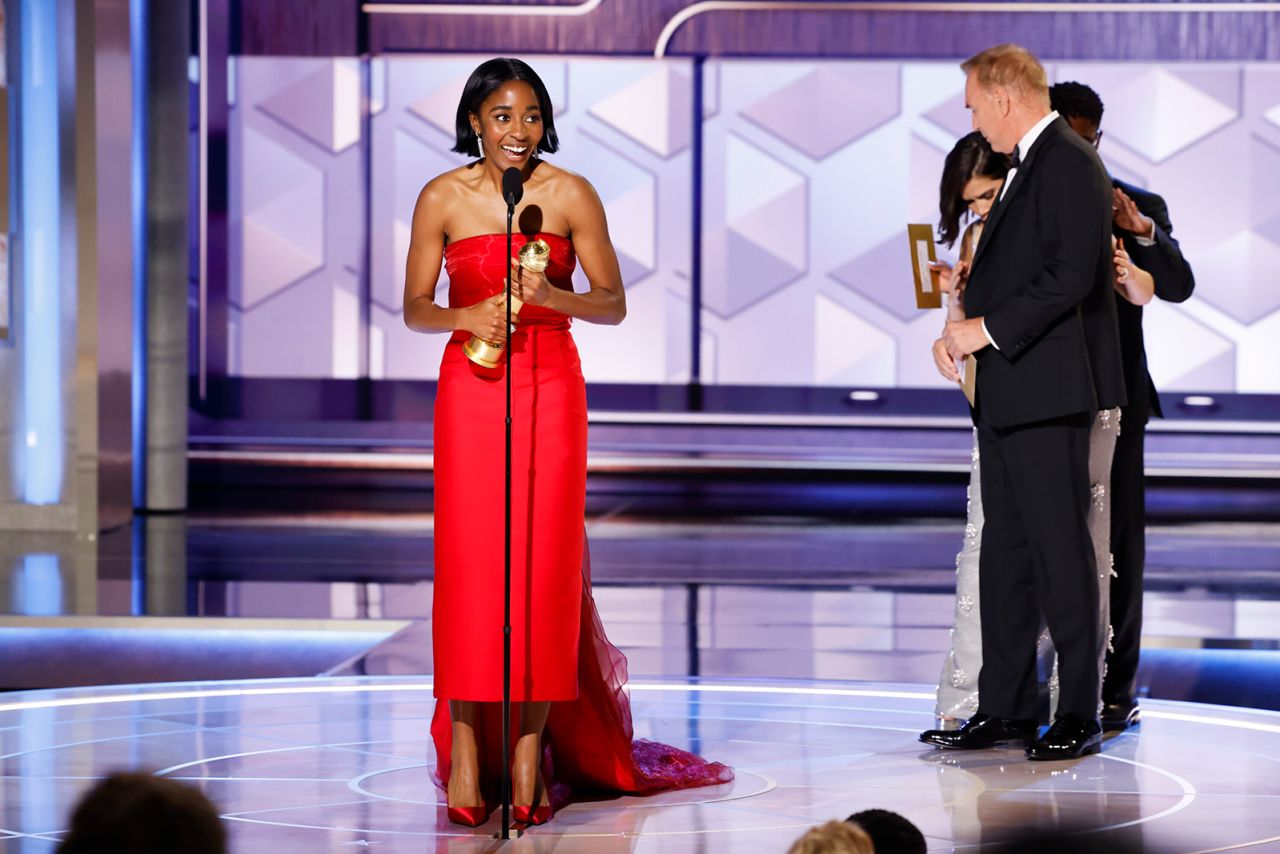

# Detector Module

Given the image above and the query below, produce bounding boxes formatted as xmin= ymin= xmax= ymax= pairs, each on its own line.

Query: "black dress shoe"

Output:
xmin=1025 ymin=714 xmax=1102 ymax=760
xmin=1101 ymin=699 xmax=1141 ymax=733
xmin=920 ymin=713 xmax=1038 ymax=750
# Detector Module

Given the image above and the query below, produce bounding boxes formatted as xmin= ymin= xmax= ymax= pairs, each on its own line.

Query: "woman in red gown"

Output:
xmin=403 ymin=58 xmax=732 ymax=828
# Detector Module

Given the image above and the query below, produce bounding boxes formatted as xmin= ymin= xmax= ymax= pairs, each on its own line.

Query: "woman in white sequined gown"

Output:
xmin=931 ymin=133 xmax=1148 ymax=725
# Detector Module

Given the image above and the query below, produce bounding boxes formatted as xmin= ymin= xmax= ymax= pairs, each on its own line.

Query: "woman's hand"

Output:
xmin=511 ymin=257 xmax=553 ymax=308
xmin=929 ymin=259 xmax=969 ymax=296
xmin=1113 ymin=242 xmax=1135 ymax=284
xmin=455 ymin=294 xmax=509 ymax=341
xmin=1112 ymin=240 xmax=1155 ymax=306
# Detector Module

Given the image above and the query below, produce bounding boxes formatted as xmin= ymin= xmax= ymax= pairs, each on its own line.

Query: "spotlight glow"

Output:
xmin=18 ymin=0 xmax=65 ymax=505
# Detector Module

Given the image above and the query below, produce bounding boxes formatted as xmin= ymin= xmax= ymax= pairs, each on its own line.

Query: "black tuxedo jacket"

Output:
xmin=1112 ymin=178 xmax=1196 ymax=421
xmin=964 ymin=117 xmax=1126 ymax=429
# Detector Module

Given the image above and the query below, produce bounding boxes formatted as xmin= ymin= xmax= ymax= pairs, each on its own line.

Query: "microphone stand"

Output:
xmin=499 ymin=195 xmax=516 ymax=840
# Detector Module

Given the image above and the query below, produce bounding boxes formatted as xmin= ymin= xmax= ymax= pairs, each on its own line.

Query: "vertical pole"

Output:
xmin=134 ymin=0 xmax=189 ymax=512
xmin=688 ymin=55 xmax=705 ymax=410
xmin=196 ymin=0 xmax=208 ymax=399
xmin=92 ymin=0 xmax=137 ymax=533
xmin=129 ymin=0 xmax=147 ymax=508
xmin=500 ymin=202 xmax=514 ymax=838
xmin=357 ymin=55 xmax=373 ymax=414
xmin=17 ymin=0 xmax=66 ymax=506
xmin=198 ymin=0 xmax=229 ymax=400
xmin=686 ymin=581 xmax=703 ymax=755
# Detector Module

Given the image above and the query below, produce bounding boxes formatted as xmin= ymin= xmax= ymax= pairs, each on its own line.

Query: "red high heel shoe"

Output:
xmin=446 ymin=801 xmax=491 ymax=827
xmin=512 ymin=803 xmax=554 ymax=826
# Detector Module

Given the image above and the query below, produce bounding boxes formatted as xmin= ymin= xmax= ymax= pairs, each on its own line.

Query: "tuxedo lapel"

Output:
xmin=971 ymin=118 xmax=1064 ymax=270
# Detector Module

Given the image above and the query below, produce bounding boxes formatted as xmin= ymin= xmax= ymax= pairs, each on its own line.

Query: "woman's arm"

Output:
xmin=942 ymin=261 xmax=970 ymax=323
xmin=1113 ymin=239 xmax=1154 ymax=306
xmin=937 ymin=221 xmax=978 ymax=322
xmin=517 ymin=174 xmax=626 ymax=326
xmin=403 ymin=179 xmax=506 ymax=341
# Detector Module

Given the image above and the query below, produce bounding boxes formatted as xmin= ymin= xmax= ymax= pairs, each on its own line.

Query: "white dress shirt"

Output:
xmin=999 ymin=110 xmax=1059 ymax=200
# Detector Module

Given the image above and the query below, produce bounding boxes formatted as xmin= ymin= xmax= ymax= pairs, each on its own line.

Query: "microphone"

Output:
xmin=502 ymin=167 xmax=524 ymax=207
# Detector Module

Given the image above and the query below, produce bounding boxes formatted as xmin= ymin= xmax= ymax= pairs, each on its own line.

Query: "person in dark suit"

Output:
xmin=1050 ymin=81 xmax=1196 ymax=733
xmin=920 ymin=44 xmax=1126 ymax=760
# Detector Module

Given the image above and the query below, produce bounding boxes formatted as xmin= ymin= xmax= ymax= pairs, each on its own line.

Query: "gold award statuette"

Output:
xmin=518 ymin=238 xmax=551 ymax=273
xmin=463 ymin=239 xmax=552 ymax=368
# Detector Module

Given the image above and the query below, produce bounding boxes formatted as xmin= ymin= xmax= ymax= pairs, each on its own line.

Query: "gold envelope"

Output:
xmin=960 ymin=354 xmax=976 ymax=407
xmin=907 ymin=224 xmax=941 ymax=310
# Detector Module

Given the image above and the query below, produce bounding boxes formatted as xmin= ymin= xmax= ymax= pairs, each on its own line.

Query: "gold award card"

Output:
xmin=907 ymin=224 xmax=941 ymax=310
xmin=908 ymin=224 xmax=976 ymax=406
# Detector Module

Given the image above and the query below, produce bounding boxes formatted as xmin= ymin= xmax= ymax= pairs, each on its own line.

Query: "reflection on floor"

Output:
xmin=4 ymin=511 xmax=1280 ymax=851
xmin=2 ymin=515 xmax=1280 ymax=710
xmin=3 ymin=676 xmax=1279 ymax=853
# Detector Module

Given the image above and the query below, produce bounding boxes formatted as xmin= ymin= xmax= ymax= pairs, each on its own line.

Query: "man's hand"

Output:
xmin=932 ymin=337 xmax=961 ymax=383
xmin=1113 ymin=187 xmax=1154 ymax=239
xmin=942 ymin=317 xmax=990 ymax=361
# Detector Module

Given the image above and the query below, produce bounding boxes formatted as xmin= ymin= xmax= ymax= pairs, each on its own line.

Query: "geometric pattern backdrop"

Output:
xmin=228 ymin=58 xmax=365 ymax=379
xmin=229 ymin=58 xmax=1280 ymax=393
xmin=703 ymin=60 xmax=1280 ymax=392
xmin=367 ymin=56 xmax=694 ymax=383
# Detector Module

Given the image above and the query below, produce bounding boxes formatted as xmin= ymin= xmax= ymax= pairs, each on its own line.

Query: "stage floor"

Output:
xmin=3 ymin=676 xmax=1280 ymax=853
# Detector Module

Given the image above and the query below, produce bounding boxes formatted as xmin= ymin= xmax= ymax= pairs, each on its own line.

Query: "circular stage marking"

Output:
xmin=347 ymin=763 xmax=777 ymax=809
xmin=3 ymin=677 xmax=1277 ymax=850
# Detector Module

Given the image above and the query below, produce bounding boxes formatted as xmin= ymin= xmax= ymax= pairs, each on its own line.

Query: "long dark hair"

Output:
xmin=452 ymin=58 xmax=560 ymax=158
xmin=937 ymin=132 xmax=1010 ymax=247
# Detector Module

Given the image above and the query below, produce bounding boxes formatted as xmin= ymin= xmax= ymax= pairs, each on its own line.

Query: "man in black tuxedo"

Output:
xmin=1050 ymin=81 xmax=1196 ymax=734
xmin=920 ymin=45 xmax=1126 ymax=760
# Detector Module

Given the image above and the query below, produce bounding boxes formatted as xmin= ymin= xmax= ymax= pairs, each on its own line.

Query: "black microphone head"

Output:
xmin=502 ymin=167 xmax=524 ymax=206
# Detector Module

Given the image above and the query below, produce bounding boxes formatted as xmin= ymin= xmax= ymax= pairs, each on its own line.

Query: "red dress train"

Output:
xmin=431 ymin=232 xmax=732 ymax=800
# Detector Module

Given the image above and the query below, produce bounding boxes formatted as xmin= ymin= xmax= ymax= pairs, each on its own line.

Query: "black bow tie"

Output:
xmin=1009 ymin=148 xmax=1022 ymax=169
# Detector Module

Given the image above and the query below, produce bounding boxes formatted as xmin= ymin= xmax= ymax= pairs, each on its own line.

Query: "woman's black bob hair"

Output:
xmin=452 ymin=58 xmax=560 ymax=158
xmin=937 ymin=131 xmax=1010 ymax=247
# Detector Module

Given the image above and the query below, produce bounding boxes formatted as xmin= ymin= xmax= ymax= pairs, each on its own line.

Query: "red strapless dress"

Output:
xmin=431 ymin=232 xmax=732 ymax=799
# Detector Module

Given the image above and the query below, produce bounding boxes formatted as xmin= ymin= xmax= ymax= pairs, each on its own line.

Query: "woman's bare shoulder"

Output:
xmin=530 ymin=160 xmax=595 ymax=197
xmin=418 ymin=165 xmax=462 ymax=199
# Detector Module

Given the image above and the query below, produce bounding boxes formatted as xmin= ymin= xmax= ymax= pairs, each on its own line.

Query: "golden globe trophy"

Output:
xmin=517 ymin=238 xmax=551 ymax=274
xmin=463 ymin=239 xmax=551 ymax=368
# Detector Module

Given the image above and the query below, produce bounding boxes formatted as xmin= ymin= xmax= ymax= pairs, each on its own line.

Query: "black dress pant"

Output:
xmin=976 ymin=411 xmax=1100 ymax=721
xmin=1103 ymin=404 xmax=1146 ymax=706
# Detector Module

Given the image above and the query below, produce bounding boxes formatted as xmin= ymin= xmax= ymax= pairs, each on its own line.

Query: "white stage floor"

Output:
xmin=2 ymin=676 xmax=1279 ymax=852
